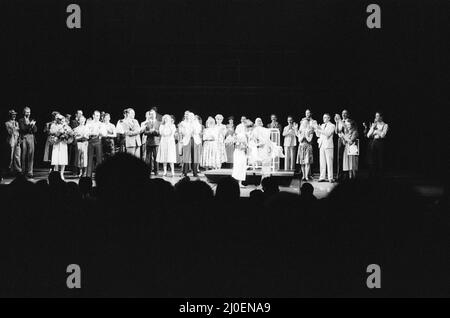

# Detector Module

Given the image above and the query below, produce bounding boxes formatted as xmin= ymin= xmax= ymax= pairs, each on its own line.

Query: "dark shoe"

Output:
xmin=318 ymin=179 xmax=326 ymax=182
xmin=329 ymin=179 xmax=336 ymax=183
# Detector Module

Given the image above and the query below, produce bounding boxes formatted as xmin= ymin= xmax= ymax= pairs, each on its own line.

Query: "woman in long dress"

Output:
xmin=50 ymin=114 xmax=73 ymax=180
xmin=201 ymin=117 xmax=221 ymax=170
xmin=297 ymin=119 xmax=314 ymax=181
xmin=224 ymin=116 xmax=235 ymax=168
xmin=342 ymin=119 xmax=359 ymax=179
xmin=73 ymin=116 xmax=89 ymax=177
xmin=246 ymin=120 xmax=259 ymax=170
xmin=156 ymin=114 xmax=177 ymax=177
xmin=215 ymin=114 xmax=228 ymax=166
xmin=232 ymin=130 xmax=248 ymax=187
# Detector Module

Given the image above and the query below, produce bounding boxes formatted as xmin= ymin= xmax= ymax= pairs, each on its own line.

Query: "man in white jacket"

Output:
xmin=316 ymin=113 xmax=335 ymax=182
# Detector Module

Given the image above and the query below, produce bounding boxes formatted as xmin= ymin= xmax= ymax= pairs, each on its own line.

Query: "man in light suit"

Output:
xmin=5 ymin=109 xmax=22 ymax=174
xmin=179 ymin=111 xmax=202 ymax=177
xmin=123 ymin=108 xmax=142 ymax=158
xmin=316 ymin=113 xmax=335 ymax=182
xmin=282 ymin=116 xmax=297 ymax=170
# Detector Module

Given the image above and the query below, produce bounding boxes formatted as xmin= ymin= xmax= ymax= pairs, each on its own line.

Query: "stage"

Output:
xmin=1 ymin=167 xmax=445 ymax=200
xmin=0 ymin=168 xmax=340 ymax=199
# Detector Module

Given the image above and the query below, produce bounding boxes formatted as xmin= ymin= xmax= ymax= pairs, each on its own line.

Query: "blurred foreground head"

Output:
xmin=95 ymin=153 xmax=150 ymax=203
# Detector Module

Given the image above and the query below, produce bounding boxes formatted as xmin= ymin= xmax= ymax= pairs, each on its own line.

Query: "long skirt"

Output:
xmin=77 ymin=141 xmax=88 ymax=168
xmin=201 ymin=140 xmax=221 ymax=169
xmin=232 ymin=149 xmax=247 ymax=181
xmin=218 ymin=141 xmax=227 ymax=163
xmin=51 ymin=141 xmax=68 ymax=166
xmin=43 ymin=136 xmax=52 ymax=162
xmin=181 ymin=138 xmax=201 ymax=164
xmin=297 ymin=142 xmax=313 ymax=165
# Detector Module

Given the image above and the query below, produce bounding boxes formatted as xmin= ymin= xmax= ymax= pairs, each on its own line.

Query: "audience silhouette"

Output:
xmin=0 ymin=153 xmax=447 ymax=297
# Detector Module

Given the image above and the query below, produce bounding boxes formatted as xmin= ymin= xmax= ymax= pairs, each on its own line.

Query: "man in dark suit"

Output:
xmin=68 ymin=110 xmax=84 ymax=174
xmin=144 ymin=110 xmax=161 ymax=176
xmin=18 ymin=107 xmax=37 ymax=178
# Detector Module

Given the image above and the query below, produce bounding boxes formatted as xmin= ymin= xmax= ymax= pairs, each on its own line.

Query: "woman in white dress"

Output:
xmin=201 ymin=117 xmax=221 ymax=170
xmin=215 ymin=114 xmax=228 ymax=165
xmin=50 ymin=114 xmax=73 ymax=180
xmin=232 ymin=130 xmax=249 ymax=187
xmin=156 ymin=114 xmax=177 ymax=177
xmin=73 ymin=116 xmax=89 ymax=177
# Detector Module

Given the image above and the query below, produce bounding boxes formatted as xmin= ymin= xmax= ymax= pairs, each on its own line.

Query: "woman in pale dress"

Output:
xmin=215 ymin=114 xmax=228 ymax=166
xmin=342 ymin=119 xmax=359 ymax=179
xmin=297 ymin=119 xmax=314 ymax=181
xmin=224 ymin=116 xmax=235 ymax=168
xmin=246 ymin=119 xmax=259 ymax=170
xmin=201 ymin=117 xmax=221 ymax=170
xmin=232 ymin=129 xmax=249 ymax=187
xmin=156 ymin=114 xmax=177 ymax=177
xmin=50 ymin=114 xmax=73 ymax=180
xmin=73 ymin=116 xmax=89 ymax=177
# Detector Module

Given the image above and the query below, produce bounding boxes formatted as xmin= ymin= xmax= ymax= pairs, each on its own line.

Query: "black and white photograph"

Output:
xmin=0 ymin=0 xmax=448 ymax=301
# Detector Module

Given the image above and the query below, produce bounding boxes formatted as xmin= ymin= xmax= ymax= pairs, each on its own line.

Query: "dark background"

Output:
xmin=0 ymin=0 xmax=448 ymax=176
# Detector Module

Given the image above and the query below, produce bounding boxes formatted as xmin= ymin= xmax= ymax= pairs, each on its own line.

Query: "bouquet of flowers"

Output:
xmin=224 ymin=134 xmax=235 ymax=145
xmin=234 ymin=134 xmax=248 ymax=152
xmin=50 ymin=124 xmax=74 ymax=144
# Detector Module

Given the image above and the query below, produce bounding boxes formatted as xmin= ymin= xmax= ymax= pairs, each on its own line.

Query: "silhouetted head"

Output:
xmin=215 ymin=176 xmax=240 ymax=202
xmin=261 ymin=177 xmax=279 ymax=196
xmin=249 ymin=189 xmax=264 ymax=201
xmin=95 ymin=153 xmax=150 ymax=202
xmin=78 ymin=176 xmax=93 ymax=196
xmin=48 ymin=171 xmax=64 ymax=186
xmin=174 ymin=177 xmax=213 ymax=205
xmin=300 ymin=182 xmax=314 ymax=196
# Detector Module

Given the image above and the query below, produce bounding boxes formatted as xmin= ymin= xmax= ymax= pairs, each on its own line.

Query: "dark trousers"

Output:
xmin=183 ymin=163 xmax=198 ymax=176
xmin=87 ymin=139 xmax=103 ymax=177
xmin=182 ymin=138 xmax=198 ymax=176
xmin=368 ymin=139 xmax=384 ymax=178
xmin=336 ymin=141 xmax=347 ymax=180
xmin=21 ymin=134 xmax=35 ymax=176
xmin=146 ymin=145 xmax=159 ymax=174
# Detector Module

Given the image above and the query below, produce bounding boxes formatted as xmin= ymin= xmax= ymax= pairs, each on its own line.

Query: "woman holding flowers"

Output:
xmin=49 ymin=114 xmax=73 ymax=180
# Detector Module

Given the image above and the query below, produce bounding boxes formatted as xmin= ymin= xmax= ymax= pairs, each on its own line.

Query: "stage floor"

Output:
xmin=0 ymin=168 xmax=444 ymax=199
xmin=0 ymin=168 xmax=336 ymax=198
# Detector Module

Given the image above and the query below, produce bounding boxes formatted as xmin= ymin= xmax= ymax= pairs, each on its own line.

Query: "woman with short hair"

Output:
xmin=156 ymin=114 xmax=177 ymax=177
xmin=50 ymin=114 xmax=73 ymax=180
xmin=343 ymin=119 xmax=359 ymax=179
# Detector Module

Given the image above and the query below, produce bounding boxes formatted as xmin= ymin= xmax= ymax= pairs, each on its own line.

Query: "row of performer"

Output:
xmin=4 ymin=107 xmax=388 ymax=182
